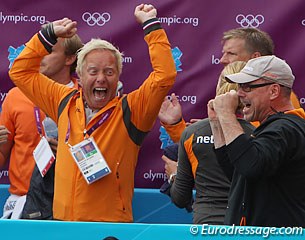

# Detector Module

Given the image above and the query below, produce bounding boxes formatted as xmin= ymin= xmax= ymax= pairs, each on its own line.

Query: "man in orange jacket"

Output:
xmin=0 ymin=35 xmax=82 ymax=219
xmin=9 ymin=4 xmax=176 ymax=222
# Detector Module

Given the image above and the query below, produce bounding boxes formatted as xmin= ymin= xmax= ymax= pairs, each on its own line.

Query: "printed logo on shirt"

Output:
xmin=4 ymin=200 xmax=16 ymax=211
xmin=302 ymin=19 xmax=305 ymax=26
xmin=196 ymin=135 xmax=214 ymax=144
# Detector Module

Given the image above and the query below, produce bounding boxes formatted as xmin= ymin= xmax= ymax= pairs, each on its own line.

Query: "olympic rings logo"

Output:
xmin=82 ymin=12 xmax=111 ymax=26
xmin=236 ymin=14 xmax=264 ymax=28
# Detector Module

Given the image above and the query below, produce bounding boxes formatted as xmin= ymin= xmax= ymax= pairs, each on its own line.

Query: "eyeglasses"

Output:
xmin=238 ymin=82 xmax=274 ymax=92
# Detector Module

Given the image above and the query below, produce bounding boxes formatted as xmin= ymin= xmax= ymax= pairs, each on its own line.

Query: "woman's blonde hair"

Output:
xmin=216 ymin=61 xmax=247 ymax=110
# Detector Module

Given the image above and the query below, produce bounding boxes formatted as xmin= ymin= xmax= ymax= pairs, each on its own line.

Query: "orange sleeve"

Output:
xmin=161 ymin=118 xmax=186 ymax=143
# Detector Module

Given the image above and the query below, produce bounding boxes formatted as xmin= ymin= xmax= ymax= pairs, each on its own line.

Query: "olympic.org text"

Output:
xmin=0 ymin=92 xmax=7 ymax=102
xmin=167 ymin=95 xmax=197 ymax=105
xmin=159 ymin=16 xmax=199 ymax=27
xmin=0 ymin=170 xmax=8 ymax=179
xmin=189 ymin=224 xmax=303 ymax=238
xmin=143 ymin=170 xmax=167 ymax=182
xmin=0 ymin=12 xmax=46 ymax=24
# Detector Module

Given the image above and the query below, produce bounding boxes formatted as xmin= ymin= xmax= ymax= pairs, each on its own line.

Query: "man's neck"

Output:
xmin=270 ymin=100 xmax=294 ymax=114
xmin=53 ymin=77 xmax=72 ymax=85
xmin=260 ymin=102 xmax=294 ymax=123
xmin=51 ymin=70 xmax=72 ymax=85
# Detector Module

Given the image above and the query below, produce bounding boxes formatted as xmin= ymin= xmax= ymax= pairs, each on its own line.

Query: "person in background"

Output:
xmin=159 ymin=142 xmax=193 ymax=213
xmin=159 ymin=27 xmax=301 ymax=143
xmin=209 ymin=55 xmax=305 ymax=227
xmin=9 ymin=3 xmax=176 ymax=222
xmin=0 ymin=35 xmax=83 ymax=219
xmin=168 ymin=61 xmax=255 ymax=225
xmin=158 ymin=27 xmax=301 ymax=179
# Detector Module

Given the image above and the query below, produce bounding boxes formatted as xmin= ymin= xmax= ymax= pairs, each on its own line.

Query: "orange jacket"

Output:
xmin=9 ymin=29 xmax=176 ymax=222
xmin=0 ymin=87 xmax=46 ymax=195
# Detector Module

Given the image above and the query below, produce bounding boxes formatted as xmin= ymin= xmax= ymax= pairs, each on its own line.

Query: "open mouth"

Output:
xmin=93 ymin=87 xmax=107 ymax=100
xmin=245 ymin=103 xmax=251 ymax=108
xmin=243 ymin=102 xmax=251 ymax=113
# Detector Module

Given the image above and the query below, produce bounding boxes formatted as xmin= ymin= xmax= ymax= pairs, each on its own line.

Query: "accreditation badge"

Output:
xmin=69 ymin=137 xmax=111 ymax=184
xmin=33 ymin=136 xmax=55 ymax=177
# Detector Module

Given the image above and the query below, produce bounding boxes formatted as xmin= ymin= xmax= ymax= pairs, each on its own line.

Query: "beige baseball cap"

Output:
xmin=225 ymin=55 xmax=295 ymax=88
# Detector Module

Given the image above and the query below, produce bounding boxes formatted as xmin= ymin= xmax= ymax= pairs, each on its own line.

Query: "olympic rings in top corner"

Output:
xmin=82 ymin=12 xmax=111 ymax=26
xmin=236 ymin=14 xmax=264 ymax=28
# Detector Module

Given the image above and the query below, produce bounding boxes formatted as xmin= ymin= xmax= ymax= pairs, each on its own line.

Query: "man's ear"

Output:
xmin=270 ymin=84 xmax=281 ymax=100
xmin=251 ymin=52 xmax=261 ymax=58
xmin=66 ymin=55 xmax=77 ymax=66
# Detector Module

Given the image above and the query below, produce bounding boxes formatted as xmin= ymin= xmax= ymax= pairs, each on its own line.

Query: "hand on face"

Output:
xmin=212 ymin=90 xmax=239 ymax=117
xmin=207 ymin=100 xmax=218 ymax=122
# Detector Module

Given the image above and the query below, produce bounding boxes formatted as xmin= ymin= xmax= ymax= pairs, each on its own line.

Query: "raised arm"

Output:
xmin=210 ymin=90 xmax=244 ymax=146
xmin=134 ymin=3 xmax=157 ymax=24
xmin=9 ymin=18 xmax=78 ymax=121
xmin=159 ymin=93 xmax=186 ymax=142
xmin=127 ymin=4 xmax=177 ymax=132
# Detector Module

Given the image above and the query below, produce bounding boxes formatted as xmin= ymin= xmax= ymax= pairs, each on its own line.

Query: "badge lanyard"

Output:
xmin=33 ymin=107 xmax=55 ymax=177
xmin=34 ymin=107 xmax=43 ymax=136
xmin=65 ymin=107 xmax=114 ymax=146
xmin=66 ymin=107 xmax=114 ymax=184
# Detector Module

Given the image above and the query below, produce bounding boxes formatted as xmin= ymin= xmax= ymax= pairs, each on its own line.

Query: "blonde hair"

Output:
xmin=216 ymin=61 xmax=247 ymax=110
xmin=222 ymin=28 xmax=274 ymax=56
xmin=62 ymin=34 xmax=83 ymax=74
xmin=76 ymin=38 xmax=123 ymax=77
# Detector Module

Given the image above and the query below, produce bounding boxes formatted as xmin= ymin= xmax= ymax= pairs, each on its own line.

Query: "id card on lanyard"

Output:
xmin=33 ymin=136 xmax=55 ymax=177
xmin=32 ymin=107 xmax=55 ymax=177
xmin=69 ymin=137 xmax=111 ymax=184
xmin=66 ymin=107 xmax=113 ymax=184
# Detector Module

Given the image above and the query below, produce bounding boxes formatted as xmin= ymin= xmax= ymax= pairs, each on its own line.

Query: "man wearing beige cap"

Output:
xmin=208 ymin=55 xmax=305 ymax=227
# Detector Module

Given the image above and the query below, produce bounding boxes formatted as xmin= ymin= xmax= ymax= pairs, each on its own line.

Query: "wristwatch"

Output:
xmin=169 ymin=173 xmax=177 ymax=184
